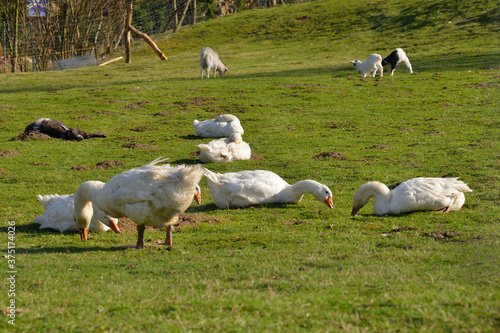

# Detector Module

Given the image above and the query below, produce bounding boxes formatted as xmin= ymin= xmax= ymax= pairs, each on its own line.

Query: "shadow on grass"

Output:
xmin=2 ymin=52 xmax=498 ymax=95
xmin=15 ymin=245 xmax=126 ymax=254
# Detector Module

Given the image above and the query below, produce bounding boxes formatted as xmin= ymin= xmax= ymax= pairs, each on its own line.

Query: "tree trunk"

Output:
xmin=192 ymin=0 xmax=196 ymax=26
xmin=125 ymin=3 xmax=132 ymax=63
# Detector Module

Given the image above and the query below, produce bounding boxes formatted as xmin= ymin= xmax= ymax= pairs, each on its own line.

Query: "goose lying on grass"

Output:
xmin=34 ymin=194 xmax=121 ymax=233
xmin=351 ymin=177 xmax=472 ymax=216
xmin=193 ymin=114 xmax=244 ymax=138
xmin=73 ymin=158 xmax=204 ymax=249
xmin=204 ymin=169 xmax=333 ymax=209
xmin=197 ymin=133 xmax=251 ymax=163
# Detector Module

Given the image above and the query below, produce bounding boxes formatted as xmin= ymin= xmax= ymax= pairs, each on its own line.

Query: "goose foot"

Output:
xmin=148 ymin=241 xmax=172 ymax=251
xmin=436 ymin=206 xmax=452 ymax=213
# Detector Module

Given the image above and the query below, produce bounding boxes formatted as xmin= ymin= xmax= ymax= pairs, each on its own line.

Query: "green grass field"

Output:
xmin=1 ymin=0 xmax=499 ymax=331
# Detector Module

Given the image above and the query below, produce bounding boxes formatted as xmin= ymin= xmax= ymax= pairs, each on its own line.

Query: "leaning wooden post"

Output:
xmin=174 ymin=0 xmax=178 ymax=27
xmin=128 ymin=25 xmax=167 ymax=60
xmin=125 ymin=3 xmax=132 ymax=63
xmin=174 ymin=0 xmax=192 ymax=33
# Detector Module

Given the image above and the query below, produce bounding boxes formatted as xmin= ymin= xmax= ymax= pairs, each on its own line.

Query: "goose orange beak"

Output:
xmin=351 ymin=205 xmax=359 ymax=216
xmin=324 ymin=196 xmax=333 ymax=209
xmin=78 ymin=227 xmax=88 ymax=241
xmin=195 ymin=192 xmax=202 ymax=205
xmin=108 ymin=219 xmax=121 ymax=234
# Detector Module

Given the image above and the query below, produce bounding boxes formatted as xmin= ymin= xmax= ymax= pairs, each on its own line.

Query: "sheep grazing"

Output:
xmin=200 ymin=47 xmax=228 ymax=79
xmin=24 ymin=118 xmax=106 ymax=141
xmin=382 ymin=48 xmax=413 ymax=76
xmin=350 ymin=54 xmax=383 ymax=78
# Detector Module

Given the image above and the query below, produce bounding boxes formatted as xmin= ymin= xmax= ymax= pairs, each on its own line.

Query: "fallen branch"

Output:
xmin=99 ymin=56 xmax=123 ymax=66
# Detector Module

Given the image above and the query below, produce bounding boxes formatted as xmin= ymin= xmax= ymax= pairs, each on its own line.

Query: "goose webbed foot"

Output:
xmin=436 ymin=206 xmax=452 ymax=213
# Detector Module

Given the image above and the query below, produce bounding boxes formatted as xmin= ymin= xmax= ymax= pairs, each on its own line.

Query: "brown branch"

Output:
xmin=128 ymin=25 xmax=168 ymax=61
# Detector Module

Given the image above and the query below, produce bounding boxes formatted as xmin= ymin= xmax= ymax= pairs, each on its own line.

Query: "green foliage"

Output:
xmin=0 ymin=0 xmax=499 ymax=331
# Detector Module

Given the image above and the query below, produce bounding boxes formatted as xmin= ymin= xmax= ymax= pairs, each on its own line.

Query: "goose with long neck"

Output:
xmin=351 ymin=177 xmax=472 ymax=216
xmin=73 ymin=158 xmax=204 ymax=249
xmin=203 ymin=169 xmax=333 ymax=209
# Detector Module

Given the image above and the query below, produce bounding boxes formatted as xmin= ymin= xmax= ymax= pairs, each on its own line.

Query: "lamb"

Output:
xmin=350 ymin=54 xmax=383 ymax=78
xmin=24 ymin=118 xmax=106 ymax=141
xmin=382 ymin=48 xmax=413 ymax=76
xmin=200 ymin=47 xmax=229 ymax=79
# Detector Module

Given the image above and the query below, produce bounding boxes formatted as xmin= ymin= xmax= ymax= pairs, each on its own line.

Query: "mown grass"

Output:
xmin=1 ymin=0 xmax=499 ymax=331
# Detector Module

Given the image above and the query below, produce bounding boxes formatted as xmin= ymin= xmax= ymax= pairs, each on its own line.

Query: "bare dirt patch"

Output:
xmin=11 ymin=132 xmax=50 ymax=141
xmin=366 ymin=144 xmax=391 ymax=149
xmin=251 ymin=152 xmax=266 ymax=160
xmin=131 ymin=125 xmax=153 ymax=132
xmin=71 ymin=160 xmax=125 ymax=171
xmin=423 ymin=230 xmax=458 ymax=241
xmin=95 ymin=160 xmax=125 ymax=170
xmin=153 ymin=111 xmax=176 ymax=116
xmin=388 ymin=226 xmax=418 ymax=233
xmin=71 ymin=165 xmax=90 ymax=171
xmin=283 ymin=219 xmax=308 ymax=226
xmin=313 ymin=152 xmax=347 ymax=160
xmin=296 ymin=15 xmax=311 ymax=21
xmin=0 ymin=150 xmax=20 ymax=157
xmin=30 ymin=161 xmax=49 ymax=166
xmin=124 ymin=101 xmax=154 ymax=110
xmin=0 ymin=168 xmax=5 ymax=175
xmin=118 ymin=214 xmax=225 ymax=232
xmin=121 ymin=142 xmax=161 ymax=150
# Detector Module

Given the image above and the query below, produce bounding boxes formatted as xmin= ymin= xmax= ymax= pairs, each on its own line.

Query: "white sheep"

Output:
xmin=350 ymin=54 xmax=383 ymax=78
xmin=200 ymin=47 xmax=229 ymax=79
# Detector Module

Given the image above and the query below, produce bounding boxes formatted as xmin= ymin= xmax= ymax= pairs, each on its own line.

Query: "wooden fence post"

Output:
xmin=192 ymin=0 xmax=196 ymax=26
xmin=125 ymin=3 xmax=132 ymax=63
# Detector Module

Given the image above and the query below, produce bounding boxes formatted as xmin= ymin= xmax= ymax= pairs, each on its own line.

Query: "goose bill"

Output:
xmin=108 ymin=219 xmax=121 ymax=234
xmin=195 ymin=192 xmax=202 ymax=205
xmin=350 ymin=205 xmax=359 ymax=216
xmin=325 ymin=196 xmax=333 ymax=209
xmin=78 ymin=227 xmax=88 ymax=241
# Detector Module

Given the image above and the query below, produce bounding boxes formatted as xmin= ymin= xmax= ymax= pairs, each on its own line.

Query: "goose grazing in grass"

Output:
xmin=73 ymin=158 xmax=204 ymax=249
xmin=204 ymin=169 xmax=333 ymax=209
xmin=197 ymin=133 xmax=251 ymax=163
xmin=351 ymin=177 xmax=472 ymax=216
xmin=193 ymin=114 xmax=244 ymax=138
xmin=34 ymin=194 xmax=121 ymax=233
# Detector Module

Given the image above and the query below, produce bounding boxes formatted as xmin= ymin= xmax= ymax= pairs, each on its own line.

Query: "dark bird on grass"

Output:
xmin=25 ymin=118 xmax=106 ymax=141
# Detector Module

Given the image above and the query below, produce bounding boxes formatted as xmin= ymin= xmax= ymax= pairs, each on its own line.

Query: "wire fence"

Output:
xmin=0 ymin=0 xmax=311 ymax=73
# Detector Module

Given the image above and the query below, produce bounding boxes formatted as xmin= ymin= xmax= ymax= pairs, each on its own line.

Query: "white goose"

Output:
xmin=351 ymin=177 xmax=472 ymax=216
xmin=204 ymin=169 xmax=333 ymax=209
xmin=73 ymin=158 xmax=204 ymax=249
xmin=197 ymin=133 xmax=251 ymax=163
xmin=193 ymin=114 xmax=244 ymax=138
xmin=33 ymin=194 xmax=121 ymax=233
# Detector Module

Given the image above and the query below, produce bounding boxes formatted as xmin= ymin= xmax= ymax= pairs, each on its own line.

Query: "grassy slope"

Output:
xmin=1 ymin=0 xmax=499 ymax=331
